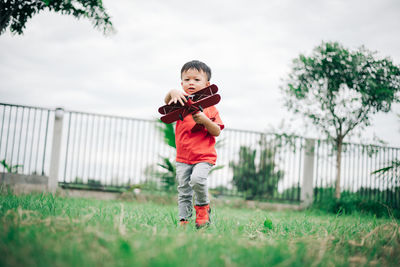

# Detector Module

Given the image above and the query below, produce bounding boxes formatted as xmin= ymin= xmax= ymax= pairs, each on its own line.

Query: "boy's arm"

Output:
xmin=164 ymin=89 xmax=187 ymax=105
xmin=192 ymin=112 xmax=221 ymax=136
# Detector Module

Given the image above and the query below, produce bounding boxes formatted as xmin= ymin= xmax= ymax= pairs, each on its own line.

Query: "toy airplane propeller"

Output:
xmin=158 ymin=84 xmax=221 ymax=128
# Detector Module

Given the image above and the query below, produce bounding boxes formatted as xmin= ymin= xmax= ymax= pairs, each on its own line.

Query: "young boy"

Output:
xmin=164 ymin=60 xmax=224 ymax=228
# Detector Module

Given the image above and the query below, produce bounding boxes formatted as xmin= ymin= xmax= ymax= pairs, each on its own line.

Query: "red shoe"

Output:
xmin=194 ymin=204 xmax=211 ymax=228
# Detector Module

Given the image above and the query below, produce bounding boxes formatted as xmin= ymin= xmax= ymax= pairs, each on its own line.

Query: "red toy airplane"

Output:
xmin=158 ymin=84 xmax=221 ymax=126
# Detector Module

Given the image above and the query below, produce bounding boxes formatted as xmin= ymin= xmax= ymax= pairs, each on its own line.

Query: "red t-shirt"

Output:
xmin=175 ymin=106 xmax=224 ymax=165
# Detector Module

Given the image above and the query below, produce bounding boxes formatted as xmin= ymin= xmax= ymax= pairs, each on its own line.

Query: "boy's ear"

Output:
xmin=206 ymin=81 xmax=210 ymax=87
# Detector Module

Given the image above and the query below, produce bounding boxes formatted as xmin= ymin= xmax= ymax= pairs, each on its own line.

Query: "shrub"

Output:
xmin=230 ymin=137 xmax=284 ymax=200
xmin=313 ymin=193 xmax=400 ymax=218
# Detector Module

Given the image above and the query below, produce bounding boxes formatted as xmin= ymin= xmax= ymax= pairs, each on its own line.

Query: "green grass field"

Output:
xmin=1 ymin=192 xmax=399 ymax=267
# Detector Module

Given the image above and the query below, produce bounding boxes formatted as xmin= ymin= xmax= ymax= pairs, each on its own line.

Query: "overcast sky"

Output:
xmin=1 ymin=0 xmax=399 ymax=146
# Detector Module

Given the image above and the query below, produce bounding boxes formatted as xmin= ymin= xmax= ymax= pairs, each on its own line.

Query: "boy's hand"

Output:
xmin=192 ymin=111 xmax=221 ymax=136
xmin=192 ymin=112 xmax=209 ymax=125
xmin=168 ymin=89 xmax=187 ymax=106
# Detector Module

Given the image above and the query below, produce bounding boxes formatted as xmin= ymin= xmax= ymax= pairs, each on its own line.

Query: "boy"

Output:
xmin=164 ymin=60 xmax=224 ymax=228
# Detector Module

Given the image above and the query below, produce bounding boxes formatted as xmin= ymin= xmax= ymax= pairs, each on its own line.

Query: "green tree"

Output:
xmin=281 ymin=41 xmax=400 ymax=199
xmin=230 ymin=137 xmax=284 ymax=200
xmin=0 ymin=0 xmax=114 ymax=35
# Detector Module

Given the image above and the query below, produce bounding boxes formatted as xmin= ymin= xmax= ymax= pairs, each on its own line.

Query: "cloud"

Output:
xmin=0 ymin=0 xmax=399 ymax=145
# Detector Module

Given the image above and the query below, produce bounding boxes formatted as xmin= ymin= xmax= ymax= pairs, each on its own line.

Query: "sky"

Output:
xmin=1 ymin=0 xmax=400 ymax=147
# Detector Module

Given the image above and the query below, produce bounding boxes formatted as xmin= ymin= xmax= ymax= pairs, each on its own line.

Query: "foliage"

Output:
xmin=263 ymin=218 xmax=273 ymax=231
xmin=154 ymin=120 xmax=177 ymax=191
xmin=0 ymin=0 xmax=114 ymax=35
xmin=372 ymin=115 xmax=400 ymax=178
xmin=157 ymin=157 xmax=176 ymax=192
xmin=280 ymin=185 xmax=300 ymax=200
xmin=230 ymin=138 xmax=284 ymax=200
xmin=282 ymin=41 xmax=400 ymax=139
xmin=313 ymin=188 xmax=400 ymax=218
xmin=315 ymin=194 xmax=400 ymax=219
xmin=156 ymin=119 xmax=176 ymax=149
xmin=0 ymin=159 xmax=23 ymax=174
xmin=372 ymin=159 xmax=400 ymax=175
xmin=281 ymin=41 xmax=400 ymax=198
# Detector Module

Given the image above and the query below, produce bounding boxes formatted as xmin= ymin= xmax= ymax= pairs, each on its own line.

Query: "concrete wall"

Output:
xmin=1 ymin=172 xmax=48 ymax=194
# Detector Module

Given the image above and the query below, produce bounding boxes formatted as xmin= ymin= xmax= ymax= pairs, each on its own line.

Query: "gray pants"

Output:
xmin=176 ymin=162 xmax=212 ymax=220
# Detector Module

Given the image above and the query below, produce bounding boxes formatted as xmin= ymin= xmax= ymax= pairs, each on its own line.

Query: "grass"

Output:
xmin=1 ymin=192 xmax=399 ymax=267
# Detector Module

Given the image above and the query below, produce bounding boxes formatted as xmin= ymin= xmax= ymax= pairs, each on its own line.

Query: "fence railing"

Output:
xmin=0 ymin=103 xmax=54 ymax=176
xmin=1 ymin=102 xmax=399 ymax=207
xmin=58 ymin=110 xmax=304 ymax=202
xmin=210 ymin=129 xmax=305 ymax=202
xmin=59 ymin=111 xmax=175 ymax=188
xmin=314 ymin=140 xmax=400 ymax=207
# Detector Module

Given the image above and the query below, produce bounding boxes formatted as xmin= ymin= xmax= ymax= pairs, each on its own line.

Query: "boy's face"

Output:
xmin=181 ymin=68 xmax=210 ymax=95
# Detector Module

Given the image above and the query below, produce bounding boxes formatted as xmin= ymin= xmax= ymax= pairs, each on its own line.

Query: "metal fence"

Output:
xmin=58 ymin=110 xmax=304 ymax=202
xmin=211 ymin=130 xmax=305 ymax=202
xmin=1 ymin=102 xmax=399 ymax=207
xmin=59 ymin=111 xmax=174 ymax=188
xmin=0 ymin=103 xmax=54 ymax=176
xmin=314 ymin=140 xmax=400 ymax=207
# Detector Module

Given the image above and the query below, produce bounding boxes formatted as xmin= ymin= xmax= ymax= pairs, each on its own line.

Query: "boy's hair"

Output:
xmin=181 ymin=60 xmax=212 ymax=81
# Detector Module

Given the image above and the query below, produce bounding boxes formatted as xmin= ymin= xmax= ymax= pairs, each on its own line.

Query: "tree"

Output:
xmin=281 ymin=41 xmax=400 ymax=199
xmin=230 ymin=137 xmax=284 ymax=200
xmin=0 ymin=0 xmax=114 ymax=35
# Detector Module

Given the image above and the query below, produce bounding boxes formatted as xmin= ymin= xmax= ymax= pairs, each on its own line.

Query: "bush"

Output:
xmin=230 ymin=137 xmax=284 ymax=200
xmin=313 ymin=194 xmax=400 ymax=218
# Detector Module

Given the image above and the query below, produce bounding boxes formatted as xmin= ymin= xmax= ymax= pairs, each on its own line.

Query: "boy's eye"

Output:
xmin=195 ymin=79 xmax=200 ymax=81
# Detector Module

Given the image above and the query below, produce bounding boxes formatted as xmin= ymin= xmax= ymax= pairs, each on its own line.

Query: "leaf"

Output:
xmin=263 ymin=218 xmax=273 ymax=230
xmin=371 ymin=160 xmax=400 ymax=175
xmin=210 ymin=165 xmax=224 ymax=174
xmin=281 ymin=41 xmax=400 ymax=196
xmin=156 ymin=119 xmax=176 ymax=149
xmin=1 ymin=0 xmax=114 ymax=35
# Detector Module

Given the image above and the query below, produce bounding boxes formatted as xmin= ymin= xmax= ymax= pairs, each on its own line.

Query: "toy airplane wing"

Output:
xmin=160 ymin=107 xmax=188 ymax=124
xmin=158 ymin=84 xmax=218 ymax=115
xmin=160 ymin=94 xmax=221 ymax=124
xmin=189 ymin=84 xmax=218 ymax=102
xmin=191 ymin=93 xmax=221 ymax=110
xmin=158 ymin=102 xmax=185 ymax=115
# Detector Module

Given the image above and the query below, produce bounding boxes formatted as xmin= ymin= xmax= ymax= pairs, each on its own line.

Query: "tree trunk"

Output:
xmin=335 ymin=137 xmax=343 ymax=199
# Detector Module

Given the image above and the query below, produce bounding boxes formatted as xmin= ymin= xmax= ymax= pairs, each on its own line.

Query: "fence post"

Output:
xmin=301 ymin=138 xmax=315 ymax=208
xmin=48 ymin=108 xmax=64 ymax=193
